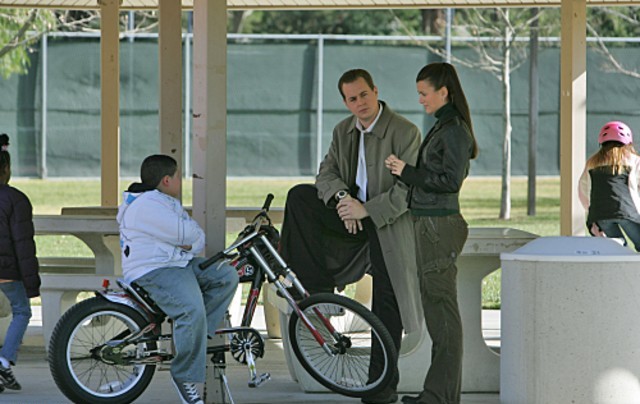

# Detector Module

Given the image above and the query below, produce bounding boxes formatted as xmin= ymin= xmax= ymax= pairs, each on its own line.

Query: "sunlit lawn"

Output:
xmin=17 ymin=176 xmax=560 ymax=308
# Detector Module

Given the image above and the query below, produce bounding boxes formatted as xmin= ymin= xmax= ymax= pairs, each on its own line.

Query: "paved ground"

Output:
xmin=4 ymin=307 xmax=501 ymax=404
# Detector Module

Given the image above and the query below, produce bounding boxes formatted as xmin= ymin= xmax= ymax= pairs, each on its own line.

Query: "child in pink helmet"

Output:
xmin=578 ymin=121 xmax=640 ymax=250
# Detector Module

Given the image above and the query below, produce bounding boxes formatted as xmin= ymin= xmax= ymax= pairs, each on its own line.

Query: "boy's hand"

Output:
xmin=179 ymin=245 xmax=192 ymax=251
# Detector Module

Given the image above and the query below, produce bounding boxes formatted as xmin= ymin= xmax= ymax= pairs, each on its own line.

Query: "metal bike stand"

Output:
xmin=205 ymin=350 xmax=235 ymax=404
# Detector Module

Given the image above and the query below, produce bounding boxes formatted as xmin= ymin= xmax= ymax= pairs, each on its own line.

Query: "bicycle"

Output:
xmin=48 ymin=194 xmax=397 ymax=404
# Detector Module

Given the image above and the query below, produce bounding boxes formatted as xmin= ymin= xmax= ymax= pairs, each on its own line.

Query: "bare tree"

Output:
xmin=588 ymin=24 xmax=640 ymax=79
xmin=394 ymin=8 xmax=543 ymax=219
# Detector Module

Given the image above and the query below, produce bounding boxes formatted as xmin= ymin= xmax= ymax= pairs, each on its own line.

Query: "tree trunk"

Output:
xmin=229 ymin=10 xmax=251 ymax=33
xmin=499 ymin=9 xmax=512 ymax=220
xmin=528 ymin=8 xmax=539 ymax=216
xmin=421 ymin=9 xmax=445 ymax=35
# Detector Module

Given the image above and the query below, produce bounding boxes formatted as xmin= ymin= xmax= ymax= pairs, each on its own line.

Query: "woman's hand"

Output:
xmin=590 ymin=223 xmax=606 ymax=237
xmin=385 ymin=154 xmax=406 ymax=176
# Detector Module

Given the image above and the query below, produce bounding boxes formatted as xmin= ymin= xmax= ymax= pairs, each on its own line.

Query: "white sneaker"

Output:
xmin=171 ymin=378 xmax=204 ymax=404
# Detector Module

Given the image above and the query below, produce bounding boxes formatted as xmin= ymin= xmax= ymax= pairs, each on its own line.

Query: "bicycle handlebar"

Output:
xmin=198 ymin=251 xmax=225 ymax=270
xmin=199 ymin=194 xmax=276 ymax=270
xmin=261 ymin=193 xmax=274 ymax=212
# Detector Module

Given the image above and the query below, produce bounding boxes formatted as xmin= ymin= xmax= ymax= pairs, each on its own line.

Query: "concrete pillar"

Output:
xmin=159 ymin=0 xmax=183 ymax=197
xmin=192 ymin=0 xmax=226 ymax=254
xmin=559 ymin=0 xmax=587 ymax=235
xmin=100 ymin=0 xmax=120 ymax=207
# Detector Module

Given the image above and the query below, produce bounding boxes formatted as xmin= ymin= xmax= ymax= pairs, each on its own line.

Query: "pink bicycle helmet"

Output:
xmin=598 ymin=121 xmax=633 ymax=145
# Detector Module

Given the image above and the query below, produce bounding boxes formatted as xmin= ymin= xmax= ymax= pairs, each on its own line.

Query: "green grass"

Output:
xmin=16 ymin=176 xmax=560 ymax=309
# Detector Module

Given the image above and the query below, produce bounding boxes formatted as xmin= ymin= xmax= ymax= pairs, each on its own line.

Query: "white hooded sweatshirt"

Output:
xmin=117 ymin=188 xmax=205 ymax=283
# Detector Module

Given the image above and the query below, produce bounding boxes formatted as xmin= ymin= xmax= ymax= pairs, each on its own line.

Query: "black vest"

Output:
xmin=588 ymin=166 xmax=640 ymax=225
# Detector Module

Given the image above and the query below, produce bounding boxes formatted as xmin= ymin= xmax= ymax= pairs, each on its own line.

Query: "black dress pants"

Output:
xmin=280 ymin=184 xmax=403 ymax=389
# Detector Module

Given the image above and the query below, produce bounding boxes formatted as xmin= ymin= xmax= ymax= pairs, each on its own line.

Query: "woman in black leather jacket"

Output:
xmin=385 ymin=62 xmax=478 ymax=404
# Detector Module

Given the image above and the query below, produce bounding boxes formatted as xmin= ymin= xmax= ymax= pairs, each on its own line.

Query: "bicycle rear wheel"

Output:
xmin=288 ymin=293 xmax=397 ymax=398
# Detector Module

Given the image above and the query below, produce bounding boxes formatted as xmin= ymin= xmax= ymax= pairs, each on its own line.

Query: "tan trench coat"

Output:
xmin=315 ymin=102 xmax=424 ymax=333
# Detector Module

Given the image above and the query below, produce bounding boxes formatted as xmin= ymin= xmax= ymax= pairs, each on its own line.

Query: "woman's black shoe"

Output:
xmin=361 ymin=391 xmax=398 ymax=404
xmin=400 ymin=395 xmax=421 ymax=404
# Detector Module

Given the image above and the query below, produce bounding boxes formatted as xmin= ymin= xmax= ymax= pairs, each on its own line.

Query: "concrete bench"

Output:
xmin=40 ymin=273 xmax=118 ymax=349
xmin=39 ymin=257 xmax=96 ymax=274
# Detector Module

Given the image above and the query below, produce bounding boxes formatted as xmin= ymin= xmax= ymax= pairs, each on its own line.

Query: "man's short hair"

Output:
xmin=140 ymin=154 xmax=178 ymax=188
xmin=338 ymin=69 xmax=375 ymax=100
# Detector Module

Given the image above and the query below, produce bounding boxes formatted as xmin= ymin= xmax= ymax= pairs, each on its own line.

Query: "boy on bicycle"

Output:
xmin=117 ymin=154 xmax=239 ymax=404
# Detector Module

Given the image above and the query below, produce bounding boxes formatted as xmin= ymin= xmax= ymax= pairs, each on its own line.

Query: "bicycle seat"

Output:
xmin=116 ymin=278 xmax=164 ymax=315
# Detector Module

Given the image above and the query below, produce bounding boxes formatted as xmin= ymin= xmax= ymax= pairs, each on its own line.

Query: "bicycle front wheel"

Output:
xmin=288 ymin=293 xmax=397 ymax=397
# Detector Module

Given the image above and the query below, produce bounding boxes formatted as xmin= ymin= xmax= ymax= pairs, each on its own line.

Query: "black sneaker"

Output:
xmin=0 ymin=364 xmax=20 ymax=390
xmin=276 ymin=287 xmax=306 ymax=301
xmin=171 ymin=378 xmax=204 ymax=404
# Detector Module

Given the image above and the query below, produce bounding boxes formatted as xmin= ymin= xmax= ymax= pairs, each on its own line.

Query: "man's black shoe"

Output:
xmin=361 ymin=392 xmax=398 ymax=404
xmin=400 ymin=395 xmax=421 ymax=404
xmin=275 ymin=287 xmax=305 ymax=301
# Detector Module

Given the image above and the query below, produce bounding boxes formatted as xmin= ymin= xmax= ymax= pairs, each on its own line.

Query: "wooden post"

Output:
xmin=100 ymin=0 xmax=120 ymax=207
xmin=159 ymin=0 xmax=183 ymax=198
xmin=192 ymin=1 xmax=228 ymax=401
xmin=559 ymin=0 xmax=587 ymax=235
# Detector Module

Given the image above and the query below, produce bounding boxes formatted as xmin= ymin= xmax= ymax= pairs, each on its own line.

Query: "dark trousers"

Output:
xmin=280 ymin=184 xmax=402 ymax=389
xmin=413 ymin=214 xmax=467 ymax=404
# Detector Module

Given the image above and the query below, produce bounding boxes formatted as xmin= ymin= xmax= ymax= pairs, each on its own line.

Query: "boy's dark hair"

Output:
xmin=338 ymin=69 xmax=375 ymax=100
xmin=0 ymin=134 xmax=10 ymax=173
xmin=140 ymin=154 xmax=178 ymax=188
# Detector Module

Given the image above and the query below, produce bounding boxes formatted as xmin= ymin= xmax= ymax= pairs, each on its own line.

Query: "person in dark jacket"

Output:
xmin=0 ymin=133 xmax=40 ymax=393
xmin=385 ymin=63 xmax=478 ymax=404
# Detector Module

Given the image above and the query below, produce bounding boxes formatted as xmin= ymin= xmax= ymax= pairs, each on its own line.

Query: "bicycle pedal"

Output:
xmin=248 ymin=372 xmax=270 ymax=388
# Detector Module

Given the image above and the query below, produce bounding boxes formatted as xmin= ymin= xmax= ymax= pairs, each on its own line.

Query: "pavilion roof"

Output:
xmin=0 ymin=0 xmax=633 ymax=10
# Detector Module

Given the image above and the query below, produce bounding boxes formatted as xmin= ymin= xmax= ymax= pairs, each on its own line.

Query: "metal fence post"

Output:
xmin=40 ymin=33 xmax=48 ymax=179
xmin=316 ymin=34 xmax=324 ymax=173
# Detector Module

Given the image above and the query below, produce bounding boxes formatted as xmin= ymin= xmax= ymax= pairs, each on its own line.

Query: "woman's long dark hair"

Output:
xmin=417 ymin=62 xmax=479 ymax=159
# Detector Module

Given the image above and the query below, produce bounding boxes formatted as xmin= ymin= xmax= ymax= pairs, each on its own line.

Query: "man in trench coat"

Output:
xmin=280 ymin=68 xmax=422 ymax=404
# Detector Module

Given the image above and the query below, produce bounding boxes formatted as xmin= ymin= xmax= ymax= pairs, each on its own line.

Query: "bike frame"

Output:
xmin=215 ymin=221 xmax=343 ymax=357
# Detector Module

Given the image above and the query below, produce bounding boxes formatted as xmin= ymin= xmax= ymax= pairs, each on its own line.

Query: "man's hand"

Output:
xmin=337 ymin=196 xmax=369 ymax=220
xmin=343 ymin=218 xmax=363 ymax=234
xmin=385 ymin=154 xmax=406 ymax=176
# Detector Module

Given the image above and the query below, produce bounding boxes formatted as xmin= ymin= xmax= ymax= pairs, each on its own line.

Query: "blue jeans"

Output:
xmin=596 ymin=219 xmax=640 ymax=251
xmin=133 ymin=257 xmax=238 ymax=383
xmin=0 ymin=281 xmax=32 ymax=365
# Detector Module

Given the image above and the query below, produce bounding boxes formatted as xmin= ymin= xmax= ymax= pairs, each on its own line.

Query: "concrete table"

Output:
xmin=268 ymin=227 xmax=537 ymax=393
